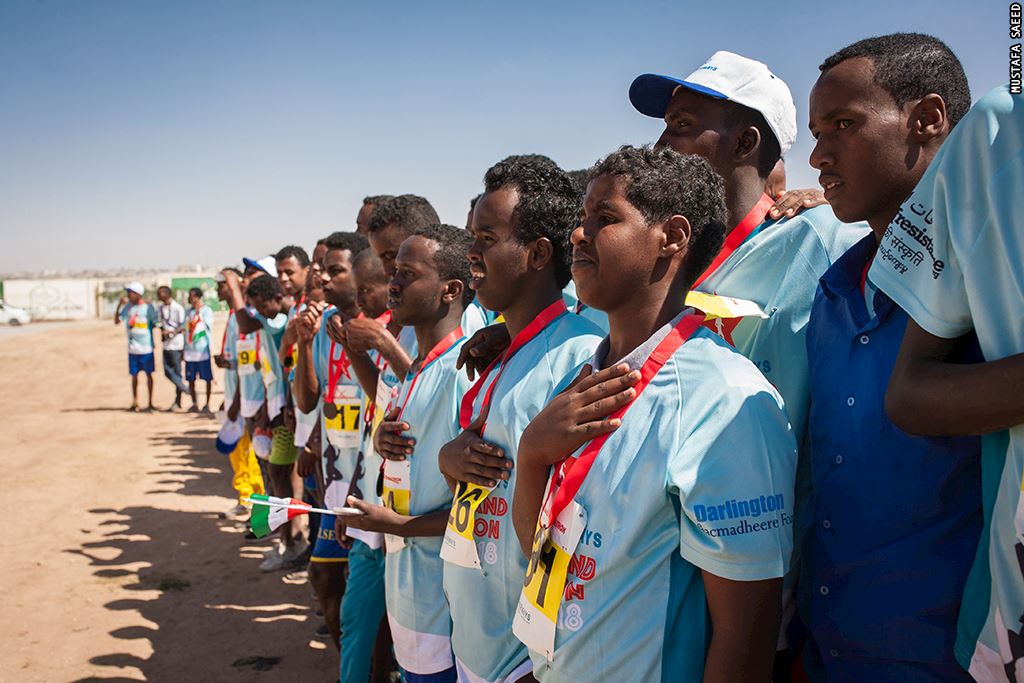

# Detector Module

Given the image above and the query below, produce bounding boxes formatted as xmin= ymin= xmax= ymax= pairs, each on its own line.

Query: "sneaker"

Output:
xmin=281 ymin=538 xmax=310 ymax=564
xmin=259 ymin=543 xmax=284 ymax=572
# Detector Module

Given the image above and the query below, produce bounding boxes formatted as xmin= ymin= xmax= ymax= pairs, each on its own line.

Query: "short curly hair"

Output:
xmin=246 ymin=273 xmax=284 ymax=300
xmin=367 ymin=194 xmax=440 ymax=236
xmin=589 ymin=145 xmax=727 ymax=288
xmin=411 ymin=224 xmax=475 ymax=308
xmin=322 ymin=231 xmax=369 ymax=257
xmin=274 ymin=245 xmax=310 ymax=268
xmin=482 ymin=154 xmax=581 ymax=288
xmin=821 ymin=33 xmax=970 ymax=128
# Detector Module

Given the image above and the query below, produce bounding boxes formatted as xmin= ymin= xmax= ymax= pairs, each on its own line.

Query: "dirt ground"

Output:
xmin=0 ymin=316 xmax=337 ymax=682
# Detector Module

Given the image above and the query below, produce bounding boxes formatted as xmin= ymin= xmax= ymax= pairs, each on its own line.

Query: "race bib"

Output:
xmin=236 ymin=337 xmax=258 ymax=376
xmin=441 ymin=482 xmax=494 ymax=568
xmin=382 ymin=459 xmax=411 ymax=553
xmin=512 ymin=499 xmax=588 ymax=660
xmin=324 ymin=385 xmax=361 ymax=449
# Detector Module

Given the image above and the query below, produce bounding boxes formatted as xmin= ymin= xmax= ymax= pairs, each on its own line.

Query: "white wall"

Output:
xmin=2 ymin=279 xmax=99 ymax=320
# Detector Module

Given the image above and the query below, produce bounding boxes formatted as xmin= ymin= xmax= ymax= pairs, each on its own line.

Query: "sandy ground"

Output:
xmin=0 ymin=316 xmax=337 ymax=682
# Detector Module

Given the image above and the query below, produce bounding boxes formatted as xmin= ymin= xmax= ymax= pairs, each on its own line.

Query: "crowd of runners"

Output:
xmin=110 ymin=32 xmax=1024 ymax=683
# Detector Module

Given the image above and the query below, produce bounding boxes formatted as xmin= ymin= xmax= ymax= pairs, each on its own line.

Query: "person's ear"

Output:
xmin=909 ymin=94 xmax=948 ymax=145
xmin=528 ymin=237 xmax=554 ymax=272
xmin=441 ymin=279 xmax=465 ymax=305
xmin=734 ymin=125 xmax=761 ymax=165
xmin=658 ymin=214 xmax=691 ymax=259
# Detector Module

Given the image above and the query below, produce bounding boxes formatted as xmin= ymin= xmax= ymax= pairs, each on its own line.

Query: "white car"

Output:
xmin=0 ymin=300 xmax=31 ymax=326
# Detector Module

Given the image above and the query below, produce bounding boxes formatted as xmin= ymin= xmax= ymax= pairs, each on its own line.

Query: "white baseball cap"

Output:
xmin=629 ymin=51 xmax=798 ymax=157
xmin=243 ymin=256 xmax=278 ymax=278
xmin=125 ymin=281 xmax=145 ymax=296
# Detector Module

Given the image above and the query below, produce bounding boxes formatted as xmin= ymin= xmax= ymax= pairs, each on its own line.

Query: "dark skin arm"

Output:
xmin=437 ymin=412 xmax=511 ymax=492
xmin=325 ymin=316 xmax=381 ymax=398
xmin=343 ymin=317 xmax=412 ymax=379
xmin=292 ymin=303 xmax=325 ymax=414
xmin=702 ymin=574 xmax=782 ymax=683
xmin=457 ymin=322 xmax=511 ymax=381
xmin=513 ymin=363 xmax=640 ymax=556
xmin=278 ymin=319 xmax=298 ymax=367
xmin=114 ymin=297 xmax=128 ymax=324
xmin=336 ymin=496 xmax=449 ymax=537
xmin=221 ymin=270 xmax=261 ymax=334
xmin=886 ymin=319 xmax=1024 ymax=435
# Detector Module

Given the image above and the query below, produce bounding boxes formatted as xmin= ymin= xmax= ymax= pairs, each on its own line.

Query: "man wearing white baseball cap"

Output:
xmin=114 ymin=281 xmax=159 ymax=411
xmin=630 ymin=51 xmax=868 ymax=678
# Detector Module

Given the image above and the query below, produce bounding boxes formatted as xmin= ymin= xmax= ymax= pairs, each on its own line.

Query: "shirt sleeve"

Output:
xmin=866 ymin=148 xmax=972 ymax=339
xmin=668 ymin=341 xmax=798 ymax=581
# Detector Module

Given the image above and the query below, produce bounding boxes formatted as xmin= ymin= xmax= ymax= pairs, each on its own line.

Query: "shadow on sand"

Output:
xmin=64 ymin=422 xmax=336 ymax=682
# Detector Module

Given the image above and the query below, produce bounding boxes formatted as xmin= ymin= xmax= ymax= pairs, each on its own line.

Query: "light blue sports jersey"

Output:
xmin=359 ymin=325 xmax=418 ymax=505
xmin=695 ymin=205 xmax=867 ymax=447
xmin=255 ymin=310 xmax=288 ymax=419
xmin=123 ymin=302 xmax=157 ymax=354
xmin=444 ymin=311 xmax=603 ymax=683
xmin=184 ymin=305 xmax=214 ymax=361
xmin=867 ymin=84 xmax=1023 ymax=682
xmin=561 ymin=280 xmax=610 ymax=333
xmin=238 ymin=310 xmax=287 ymax=418
xmin=312 ymin=308 xmax=366 ymax=510
xmin=527 ymin=314 xmax=797 ymax=683
xmin=463 ymin=297 xmax=498 ymax=338
xmin=384 ymin=332 xmax=470 ymax=674
xmin=222 ymin=311 xmax=239 ymax=411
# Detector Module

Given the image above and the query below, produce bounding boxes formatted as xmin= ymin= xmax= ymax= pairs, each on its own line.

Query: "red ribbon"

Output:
xmin=545 ymin=312 xmax=705 ymax=525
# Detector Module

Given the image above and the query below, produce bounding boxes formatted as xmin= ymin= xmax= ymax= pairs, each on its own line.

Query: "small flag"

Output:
xmin=247 ymin=494 xmax=311 ymax=538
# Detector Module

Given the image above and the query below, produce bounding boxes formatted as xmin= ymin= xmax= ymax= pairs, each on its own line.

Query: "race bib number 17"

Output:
xmin=512 ymin=500 xmax=587 ymax=660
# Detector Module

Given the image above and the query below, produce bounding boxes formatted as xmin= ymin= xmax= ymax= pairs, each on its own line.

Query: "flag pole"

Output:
xmin=243 ymin=497 xmax=363 ymax=516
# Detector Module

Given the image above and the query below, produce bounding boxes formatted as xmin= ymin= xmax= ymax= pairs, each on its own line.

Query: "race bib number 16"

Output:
xmin=440 ymin=481 xmax=494 ymax=568
xmin=512 ymin=500 xmax=587 ymax=660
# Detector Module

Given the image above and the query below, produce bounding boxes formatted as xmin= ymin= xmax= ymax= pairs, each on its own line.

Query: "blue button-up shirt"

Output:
xmin=799 ymin=233 xmax=983 ymax=673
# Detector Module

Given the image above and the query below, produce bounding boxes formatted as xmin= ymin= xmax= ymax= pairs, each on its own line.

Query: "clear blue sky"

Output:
xmin=0 ymin=0 xmax=1008 ymax=273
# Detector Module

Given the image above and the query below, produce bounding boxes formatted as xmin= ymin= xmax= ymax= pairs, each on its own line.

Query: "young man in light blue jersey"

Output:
xmin=867 ymin=83 xmax=1024 ymax=682
xmin=294 ymin=232 xmax=370 ymax=658
xmin=114 ymin=281 xmax=158 ymax=412
xmin=437 ymin=155 xmax=603 ymax=683
xmin=223 ymin=266 xmax=298 ymax=569
xmin=511 ymin=146 xmax=797 ymax=683
xmin=339 ymin=224 xmax=476 ymax=683
xmin=800 ymin=33 xmax=981 ymax=682
xmin=215 ymin=269 xmax=264 ymax=519
xmin=332 ymin=247 xmax=407 ymax=683
xmin=629 ymin=49 xmax=867 ymax=459
xmin=183 ymin=287 xmax=215 ymax=412
xmin=367 ymin=194 xmax=495 ymax=340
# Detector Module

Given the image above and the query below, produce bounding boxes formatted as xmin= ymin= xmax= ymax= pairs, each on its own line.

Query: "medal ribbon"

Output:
xmin=459 ymin=300 xmax=568 ymax=432
xmin=396 ymin=327 xmax=464 ymax=421
xmin=544 ymin=312 xmax=705 ymax=525
xmin=692 ymin=193 xmax=775 ymax=289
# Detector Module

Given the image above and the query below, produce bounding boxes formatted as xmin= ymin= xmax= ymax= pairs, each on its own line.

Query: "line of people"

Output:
xmin=118 ymin=32 xmax=1024 ymax=683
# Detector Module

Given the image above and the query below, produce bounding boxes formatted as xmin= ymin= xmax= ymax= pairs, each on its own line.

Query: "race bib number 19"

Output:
xmin=440 ymin=481 xmax=494 ymax=568
xmin=512 ymin=500 xmax=587 ymax=660
xmin=382 ymin=459 xmax=411 ymax=553
xmin=236 ymin=338 xmax=257 ymax=377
